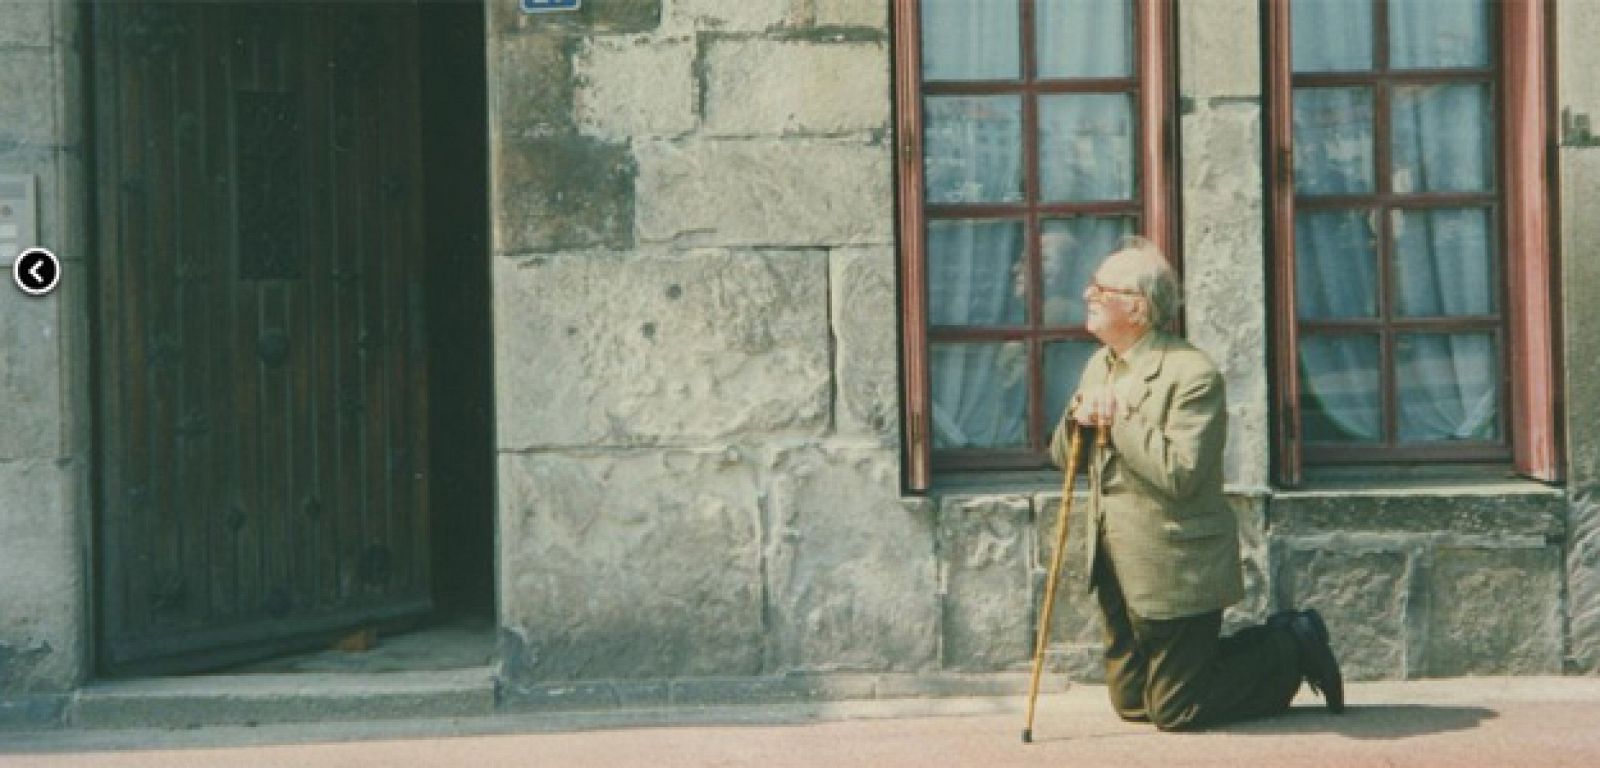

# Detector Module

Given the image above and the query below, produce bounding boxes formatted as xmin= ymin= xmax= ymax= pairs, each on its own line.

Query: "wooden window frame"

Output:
xmin=1268 ymin=0 xmax=1560 ymax=484
xmin=894 ymin=0 xmax=1176 ymax=491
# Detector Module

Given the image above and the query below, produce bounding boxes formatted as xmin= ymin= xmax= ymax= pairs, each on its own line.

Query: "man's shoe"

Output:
xmin=1268 ymin=609 xmax=1345 ymax=714
xmin=1286 ymin=609 xmax=1345 ymax=714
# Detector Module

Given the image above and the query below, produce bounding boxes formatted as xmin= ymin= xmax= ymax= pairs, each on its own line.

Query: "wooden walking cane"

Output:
xmin=1021 ymin=420 xmax=1092 ymax=744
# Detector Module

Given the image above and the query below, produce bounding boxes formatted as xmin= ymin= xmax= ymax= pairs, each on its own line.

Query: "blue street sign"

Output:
xmin=521 ymin=0 xmax=581 ymax=13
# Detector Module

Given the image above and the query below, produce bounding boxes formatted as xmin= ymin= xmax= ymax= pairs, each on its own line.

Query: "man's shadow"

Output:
xmin=1212 ymin=704 xmax=1497 ymax=740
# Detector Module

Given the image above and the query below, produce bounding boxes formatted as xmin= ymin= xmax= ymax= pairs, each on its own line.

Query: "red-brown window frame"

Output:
xmin=1268 ymin=0 xmax=1560 ymax=484
xmin=893 ymin=0 xmax=1176 ymax=491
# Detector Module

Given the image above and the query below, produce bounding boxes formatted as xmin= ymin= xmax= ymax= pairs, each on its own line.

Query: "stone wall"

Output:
xmin=1177 ymin=0 xmax=1271 ymax=493
xmin=485 ymin=0 xmax=1596 ymax=690
xmin=1271 ymin=486 xmax=1566 ymax=679
xmin=1557 ymin=0 xmax=1600 ymax=674
xmin=0 ymin=0 xmax=90 ymax=725
xmin=486 ymin=0 xmax=918 ymax=687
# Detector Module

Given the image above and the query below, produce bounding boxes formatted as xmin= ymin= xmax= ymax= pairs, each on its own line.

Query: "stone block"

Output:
xmin=493 ymin=136 xmax=635 ymax=252
xmin=1029 ymin=491 xmax=1098 ymax=648
xmin=813 ymin=0 xmax=888 ymax=30
xmin=1274 ymin=544 xmax=1409 ymax=681
xmin=497 ymin=673 xmax=670 ymax=712
xmin=0 ymin=0 xmax=51 ymax=47
xmin=665 ymin=0 xmax=802 ymax=33
xmin=1567 ymin=488 xmax=1600 ymax=672
xmin=0 ymin=289 xmax=60 ymax=459
xmin=1423 ymin=546 xmax=1562 ymax=677
xmin=1178 ymin=0 xmax=1260 ymax=98
xmin=762 ymin=444 xmax=937 ymax=672
xmin=0 ymin=694 xmax=67 ymax=730
xmin=830 ymin=246 xmax=899 ymax=442
xmin=496 ymin=450 xmax=764 ymax=680
xmin=1223 ymin=494 xmax=1271 ymax=632
xmin=575 ymin=36 xmax=696 ymax=140
xmin=1561 ymin=150 xmax=1600 ymax=486
xmin=492 ymin=0 xmax=661 ymax=36
xmin=493 ymin=249 xmax=831 ymax=449
xmin=0 ymin=458 xmax=81 ymax=693
xmin=1029 ymin=490 xmax=1105 ymax=682
xmin=703 ymin=39 xmax=890 ymax=137
xmin=491 ymin=35 xmax=576 ymax=141
xmin=0 ymin=50 xmax=54 ymax=146
xmin=938 ymin=494 xmax=1032 ymax=671
xmin=1180 ymin=102 xmax=1268 ymax=490
xmin=635 ymin=139 xmax=893 ymax=246
xmin=1271 ymin=489 xmax=1565 ymax=538
xmin=1557 ymin=0 xmax=1600 ymax=119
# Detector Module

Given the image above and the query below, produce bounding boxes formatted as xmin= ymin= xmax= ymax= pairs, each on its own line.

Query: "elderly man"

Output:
xmin=1050 ymin=237 xmax=1343 ymax=731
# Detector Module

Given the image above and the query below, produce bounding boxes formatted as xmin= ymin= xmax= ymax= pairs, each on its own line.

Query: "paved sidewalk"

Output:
xmin=5 ymin=677 xmax=1600 ymax=767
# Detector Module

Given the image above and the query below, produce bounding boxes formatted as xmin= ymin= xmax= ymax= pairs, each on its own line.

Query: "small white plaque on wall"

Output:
xmin=0 ymin=174 xmax=37 ymax=266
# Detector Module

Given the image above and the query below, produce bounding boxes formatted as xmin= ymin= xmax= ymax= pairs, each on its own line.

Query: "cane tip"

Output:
xmin=1022 ymin=728 xmax=1032 ymax=744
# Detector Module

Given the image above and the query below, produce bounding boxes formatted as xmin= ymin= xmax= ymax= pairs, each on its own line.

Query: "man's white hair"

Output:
xmin=1108 ymin=236 xmax=1181 ymax=329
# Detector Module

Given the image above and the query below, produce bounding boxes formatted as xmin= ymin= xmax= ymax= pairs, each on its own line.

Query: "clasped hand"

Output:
xmin=1071 ymin=390 xmax=1119 ymax=428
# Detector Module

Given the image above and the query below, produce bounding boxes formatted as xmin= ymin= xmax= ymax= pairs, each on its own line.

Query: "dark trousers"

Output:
xmin=1094 ymin=549 xmax=1302 ymax=731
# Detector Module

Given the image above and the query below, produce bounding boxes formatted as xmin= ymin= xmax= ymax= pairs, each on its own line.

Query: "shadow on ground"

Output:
xmin=1212 ymin=704 xmax=1498 ymax=739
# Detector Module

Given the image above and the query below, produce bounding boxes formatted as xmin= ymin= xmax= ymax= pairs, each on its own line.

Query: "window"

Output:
xmin=894 ymin=0 xmax=1175 ymax=489
xmin=1269 ymin=0 xmax=1558 ymax=482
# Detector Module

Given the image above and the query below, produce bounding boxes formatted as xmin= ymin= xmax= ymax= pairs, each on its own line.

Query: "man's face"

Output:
xmin=1083 ymin=253 xmax=1146 ymax=343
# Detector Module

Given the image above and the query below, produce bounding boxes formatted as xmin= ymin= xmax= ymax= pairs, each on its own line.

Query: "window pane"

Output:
xmin=924 ymin=96 xmax=1024 ymax=204
xmin=921 ymin=0 xmax=1021 ymax=81
xmin=1397 ymin=333 xmax=1499 ymax=441
xmin=1295 ymin=209 xmax=1378 ymax=319
xmin=1045 ymin=341 xmax=1099 ymax=432
xmin=1300 ymin=334 xmax=1381 ymax=442
xmin=1040 ymin=216 xmax=1135 ymax=325
xmin=931 ymin=342 xmax=1028 ymax=449
xmin=1391 ymin=84 xmax=1494 ymax=194
xmin=927 ymin=220 xmax=1026 ymax=326
xmin=1039 ymin=94 xmax=1136 ymax=202
xmin=1293 ymin=87 xmax=1375 ymax=196
xmin=1036 ymin=0 xmax=1131 ymax=78
xmin=1391 ymin=208 xmax=1494 ymax=317
xmin=1292 ymin=0 xmax=1374 ymax=72
xmin=1389 ymin=0 xmax=1489 ymax=70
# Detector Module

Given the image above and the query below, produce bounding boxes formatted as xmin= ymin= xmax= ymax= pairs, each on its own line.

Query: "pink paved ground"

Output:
xmin=5 ymin=678 xmax=1599 ymax=767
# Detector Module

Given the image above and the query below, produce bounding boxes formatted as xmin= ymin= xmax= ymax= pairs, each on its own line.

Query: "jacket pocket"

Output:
xmin=1160 ymin=513 xmax=1232 ymax=541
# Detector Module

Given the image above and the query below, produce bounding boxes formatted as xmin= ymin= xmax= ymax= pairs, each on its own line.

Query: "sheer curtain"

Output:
xmin=1294 ymin=0 xmax=1497 ymax=443
xmin=921 ymin=0 xmax=1130 ymax=450
xmin=928 ymin=222 xmax=1026 ymax=449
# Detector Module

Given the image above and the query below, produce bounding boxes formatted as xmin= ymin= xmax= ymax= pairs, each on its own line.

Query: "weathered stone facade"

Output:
xmin=482 ymin=0 xmax=1597 ymax=691
xmin=1559 ymin=0 xmax=1600 ymax=673
xmin=4 ymin=0 xmax=1600 ymax=730
xmin=487 ymin=0 xmax=907 ymax=688
xmin=0 ymin=0 xmax=89 ymax=729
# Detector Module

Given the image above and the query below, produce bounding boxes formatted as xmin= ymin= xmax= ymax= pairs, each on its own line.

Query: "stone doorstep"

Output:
xmin=54 ymin=670 xmax=1074 ymax=731
xmin=67 ymin=668 xmax=498 ymax=731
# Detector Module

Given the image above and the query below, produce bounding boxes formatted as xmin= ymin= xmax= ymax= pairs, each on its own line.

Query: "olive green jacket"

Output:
xmin=1050 ymin=330 xmax=1243 ymax=621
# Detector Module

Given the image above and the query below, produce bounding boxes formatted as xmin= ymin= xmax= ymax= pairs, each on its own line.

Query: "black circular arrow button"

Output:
xmin=13 ymin=247 xmax=60 ymax=296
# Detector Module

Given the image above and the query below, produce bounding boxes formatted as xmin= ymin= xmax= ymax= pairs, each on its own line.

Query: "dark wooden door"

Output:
xmin=94 ymin=0 xmax=431 ymax=675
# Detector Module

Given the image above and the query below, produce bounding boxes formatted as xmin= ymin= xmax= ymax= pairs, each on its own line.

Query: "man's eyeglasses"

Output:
xmin=1086 ymin=280 xmax=1141 ymax=300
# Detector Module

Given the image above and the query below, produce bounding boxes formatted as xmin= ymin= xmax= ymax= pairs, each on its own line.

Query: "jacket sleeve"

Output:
xmin=1109 ymin=364 xmax=1226 ymax=500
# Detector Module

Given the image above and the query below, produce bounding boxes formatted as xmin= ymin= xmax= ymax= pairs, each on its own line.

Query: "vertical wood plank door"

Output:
xmin=94 ymin=0 xmax=431 ymax=675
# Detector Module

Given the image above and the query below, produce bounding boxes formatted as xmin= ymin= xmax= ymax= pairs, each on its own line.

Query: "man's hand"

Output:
xmin=1073 ymin=390 xmax=1118 ymax=428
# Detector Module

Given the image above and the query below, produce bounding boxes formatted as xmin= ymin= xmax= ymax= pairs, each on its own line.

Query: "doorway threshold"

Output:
xmin=69 ymin=666 xmax=496 ymax=730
